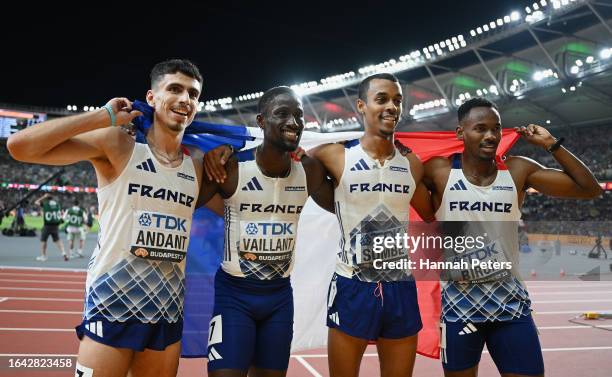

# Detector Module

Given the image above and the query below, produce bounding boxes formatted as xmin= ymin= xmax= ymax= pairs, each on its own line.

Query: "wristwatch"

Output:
xmin=546 ymin=137 xmax=564 ymax=153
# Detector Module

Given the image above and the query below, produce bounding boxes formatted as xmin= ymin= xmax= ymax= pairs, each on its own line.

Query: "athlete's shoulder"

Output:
xmin=424 ymin=156 xmax=452 ymax=170
xmin=504 ymin=155 xmax=542 ymax=172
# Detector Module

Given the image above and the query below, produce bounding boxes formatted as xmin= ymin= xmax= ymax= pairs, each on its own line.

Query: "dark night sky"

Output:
xmin=1 ymin=1 xmax=533 ymax=108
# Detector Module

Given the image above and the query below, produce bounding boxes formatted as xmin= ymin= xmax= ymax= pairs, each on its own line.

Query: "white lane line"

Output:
xmin=0 ymin=279 xmax=85 ymax=285
xmin=0 ymin=309 xmax=81 ymax=315
xmin=533 ymin=309 xmax=612 ymax=315
xmin=0 ymin=272 xmax=85 ymax=279
xmin=0 ymin=298 xmax=7 ymax=304
xmin=529 ymin=291 xmax=612 ymax=296
xmin=0 ymin=287 xmax=83 ymax=292
xmin=0 ymin=327 xmax=74 ymax=332
xmin=532 ymin=299 xmax=612 ymax=304
xmin=0 ymin=266 xmax=86 ymax=272
xmin=294 ymin=356 xmax=323 ymax=377
xmin=0 ymin=296 xmax=83 ymax=302
xmin=293 ymin=346 xmax=612 ymax=358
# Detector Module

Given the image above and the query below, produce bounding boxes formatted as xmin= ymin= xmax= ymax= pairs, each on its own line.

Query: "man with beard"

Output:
xmin=198 ymin=86 xmax=334 ymax=377
xmin=424 ymin=97 xmax=602 ymax=377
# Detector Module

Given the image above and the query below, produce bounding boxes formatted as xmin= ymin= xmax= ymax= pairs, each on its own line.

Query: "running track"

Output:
xmin=0 ymin=267 xmax=611 ymax=376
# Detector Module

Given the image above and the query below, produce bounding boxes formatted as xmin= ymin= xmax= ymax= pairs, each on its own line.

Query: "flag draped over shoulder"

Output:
xmin=128 ymin=104 xmax=520 ymax=360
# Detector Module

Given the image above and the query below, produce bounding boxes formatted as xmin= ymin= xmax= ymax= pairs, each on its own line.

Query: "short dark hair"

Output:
xmin=258 ymin=86 xmax=297 ymax=114
xmin=358 ymin=73 xmax=400 ymax=101
xmin=150 ymin=59 xmax=203 ymax=88
xmin=457 ymin=97 xmax=498 ymax=122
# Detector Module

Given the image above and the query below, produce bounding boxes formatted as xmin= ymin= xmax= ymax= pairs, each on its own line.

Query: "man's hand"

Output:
xmin=515 ymin=124 xmax=557 ymax=150
xmin=105 ymin=98 xmax=143 ymax=127
xmin=204 ymin=145 xmax=234 ymax=183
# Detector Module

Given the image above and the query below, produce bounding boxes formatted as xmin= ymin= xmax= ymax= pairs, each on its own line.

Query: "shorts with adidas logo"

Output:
xmin=75 ymin=316 xmax=183 ymax=351
xmin=441 ymin=313 xmax=544 ymax=375
xmin=207 ymin=268 xmax=293 ymax=372
xmin=326 ymin=273 xmax=422 ymax=340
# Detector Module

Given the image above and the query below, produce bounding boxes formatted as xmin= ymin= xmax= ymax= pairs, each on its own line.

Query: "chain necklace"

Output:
xmin=147 ymin=138 xmax=183 ymax=166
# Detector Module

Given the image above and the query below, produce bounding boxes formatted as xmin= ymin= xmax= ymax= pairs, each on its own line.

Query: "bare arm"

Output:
xmin=7 ymin=98 xmax=142 ymax=165
xmin=405 ymin=153 xmax=435 ymax=222
xmin=302 ymin=155 xmax=335 ymax=213
xmin=510 ymin=124 xmax=603 ymax=199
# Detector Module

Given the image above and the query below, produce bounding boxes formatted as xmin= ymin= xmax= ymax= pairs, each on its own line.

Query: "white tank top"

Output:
xmin=222 ymin=152 xmax=308 ymax=280
xmin=435 ymin=154 xmax=530 ymax=322
xmin=334 ymin=140 xmax=416 ymax=282
xmin=84 ymin=143 xmax=198 ymax=323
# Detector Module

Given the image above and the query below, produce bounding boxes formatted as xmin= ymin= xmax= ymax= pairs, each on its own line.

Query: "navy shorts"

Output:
xmin=206 ymin=268 xmax=293 ymax=372
xmin=441 ymin=313 xmax=544 ymax=375
xmin=326 ymin=273 xmax=422 ymax=340
xmin=75 ymin=316 xmax=183 ymax=352
xmin=40 ymin=225 xmax=59 ymax=242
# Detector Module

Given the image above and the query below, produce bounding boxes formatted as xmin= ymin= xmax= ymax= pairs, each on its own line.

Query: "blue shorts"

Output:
xmin=326 ymin=273 xmax=422 ymax=340
xmin=206 ymin=268 xmax=293 ymax=372
xmin=441 ymin=313 xmax=544 ymax=375
xmin=75 ymin=316 xmax=183 ymax=352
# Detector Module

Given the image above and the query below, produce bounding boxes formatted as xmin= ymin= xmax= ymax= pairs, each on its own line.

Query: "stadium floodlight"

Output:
xmin=575 ymin=59 xmax=583 ymax=67
xmin=458 ymin=35 xmax=464 ymax=41
xmin=546 ymin=120 xmax=551 ymax=124
xmin=451 ymin=37 xmax=458 ymax=44
xmin=540 ymin=0 xmax=547 ymax=6
xmin=561 ymin=0 xmax=568 ymax=5
xmin=569 ymin=85 xmax=576 ymax=91
xmin=476 ymin=89 xmax=483 ymax=96
xmin=504 ymin=15 xmax=511 ymax=23
xmin=489 ymin=85 xmax=498 ymax=94
xmin=449 ymin=45 xmax=455 ymax=52
xmin=460 ymin=40 xmax=467 ymax=47
xmin=525 ymin=6 xmax=531 ymax=14
xmin=585 ymin=56 xmax=594 ymax=64
xmin=459 ymin=93 xmax=465 ymax=100
xmin=464 ymin=92 xmax=471 ymax=99
xmin=532 ymin=71 xmax=544 ymax=81
xmin=476 ymin=27 xmax=483 ymax=34
xmin=66 ymin=105 xmax=71 ymax=110
xmin=561 ymin=87 xmax=567 ymax=93
xmin=600 ymin=48 xmax=611 ymax=60
xmin=482 ymin=88 xmax=488 ymax=94
xmin=509 ymin=85 xmax=517 ymax=92
xmin=532 ymin=3 xmax=539 ymax=10
xmin=510 ymin=11 xmax=520 ymax=21
xmin=490 ymin=21 xmax=496 ymax=29
xmin=552 ymin=1 xmax=561 ymax=9
xmin=496 ymin=18 xmax=503 ymax=26
xmin=83 ymin=106 xmax=89 ymax=111
xmin=570 ymin=65 xmax=579 ymax=74
xmin=483 ymin=24 xmax=490 ymax=32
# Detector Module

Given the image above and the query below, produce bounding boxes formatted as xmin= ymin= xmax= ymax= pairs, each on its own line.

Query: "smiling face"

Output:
xmin=257 ymin=91 xmax=304 ymax=152
xmin=357 ymin=78 xmax=403 ymax=137
xmin=146 ymin=72 xmax=201 ymax=133
xmin=457 ymin=106 xmax=502 ymax=160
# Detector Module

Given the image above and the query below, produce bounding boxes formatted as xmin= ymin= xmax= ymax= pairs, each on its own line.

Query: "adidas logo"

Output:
xmin=449 ymin=179 xmax=467 ymax=191
xmin=329 ymin=312 xmax=340 ymax=326
xmin=136 ymin=158 xmax=157 ymax=173
xmin=241 ymin=177 xmax=263 ymax=191
xmin=350 ymin=159 xmax=370 ymax=171
xmin=86 ymin=320 xmax=103 ymax=337
xmin=458 ymin=323 xmax=477 ymax=335
xmin=208 ymin=346 xmax=223 ymax=361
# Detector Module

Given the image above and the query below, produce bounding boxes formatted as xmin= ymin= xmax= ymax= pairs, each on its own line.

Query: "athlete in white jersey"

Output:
xmin=199 ymin=87 xmax=334 ymax=377
xmin=424 ymin=97 xmax=602 ymax=377
xmin=7 ymin=59 xmax=212 ymax=377
xmin=310 ymin=73 xmax=434 ymax=377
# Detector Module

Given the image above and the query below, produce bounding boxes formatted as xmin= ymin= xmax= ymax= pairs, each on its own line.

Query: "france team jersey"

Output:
xmin=84 ymin=143 xmax=198 ymax=324
xmin=221 ymin=151 xmax=309 ymax=280
xmin=334 ymin=139 xmax=416 ymax=282
xmin=435 ymin=154 xmax=531 ymax=322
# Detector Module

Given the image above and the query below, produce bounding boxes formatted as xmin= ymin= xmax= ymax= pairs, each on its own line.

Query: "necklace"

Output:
xmin=147 ymin=139 xmax=183 ymax=165
xmin=255 ymin=146 xmax=290 ymax=178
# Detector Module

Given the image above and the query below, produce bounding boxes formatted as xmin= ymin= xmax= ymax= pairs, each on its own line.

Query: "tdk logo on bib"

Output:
xmin=138 ymin=212 xmax=187 ymax=232
xmin=349 ymin=183 xmax=410 ymax=194
xmin=244 ymin=222 xmax=294 ymax=236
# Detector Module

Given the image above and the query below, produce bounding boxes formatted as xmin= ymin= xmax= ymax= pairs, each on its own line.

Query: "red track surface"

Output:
xmin=0 ymin=267 xmax=611 ymax=376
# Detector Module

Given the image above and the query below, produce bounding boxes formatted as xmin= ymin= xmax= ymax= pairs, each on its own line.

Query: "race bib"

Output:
xmin=129 ymin=210 xmax=190 ymax=263
xmin=238 ymin=220 xmax=296 ymax=264
xmin=443 ymin=239 xmax=512 ymax=283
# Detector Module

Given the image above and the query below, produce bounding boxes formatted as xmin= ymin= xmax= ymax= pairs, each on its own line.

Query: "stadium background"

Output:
xmin=1 ymin=1 xmax=612 ymax=376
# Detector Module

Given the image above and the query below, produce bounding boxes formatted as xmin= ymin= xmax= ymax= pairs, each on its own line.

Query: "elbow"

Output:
xmin=6 ymin=134 xmax=28 ymax=162
xmin=589 ymin=185 xmax=604 ymax=199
